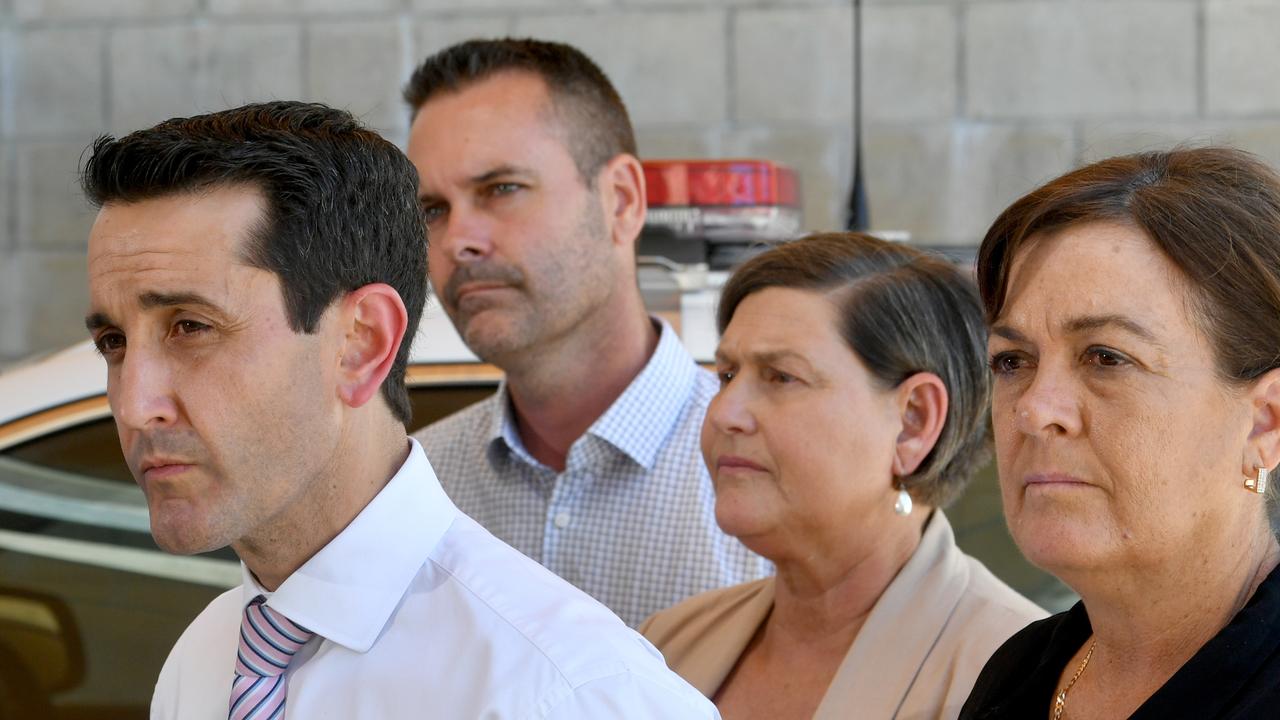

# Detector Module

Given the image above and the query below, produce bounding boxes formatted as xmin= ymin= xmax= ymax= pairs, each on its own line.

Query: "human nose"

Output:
xmin=705 ymin=377 xmax=758 ymax=437
xmin=435 ymin=204 xmax=495 ymax=265
xmin=110 ymin=346 xmax=179 ymax=432
xmin=1011 ymin=362 xmax=1083 ymax=439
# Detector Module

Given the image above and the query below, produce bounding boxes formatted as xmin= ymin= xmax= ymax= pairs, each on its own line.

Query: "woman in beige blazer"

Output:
xmin=640 ymin=233 xmax=1044 ymax=720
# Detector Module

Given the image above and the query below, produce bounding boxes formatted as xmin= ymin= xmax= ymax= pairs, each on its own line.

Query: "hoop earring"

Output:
xmin=894 ymin=486 xmax=913 ymax=516
xmin=1246 ymin=466 xmax=1269 ymax=495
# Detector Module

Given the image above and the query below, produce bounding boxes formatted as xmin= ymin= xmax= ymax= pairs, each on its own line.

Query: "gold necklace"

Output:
xmin=1052 ymin=639 xmax=1096 ymax=720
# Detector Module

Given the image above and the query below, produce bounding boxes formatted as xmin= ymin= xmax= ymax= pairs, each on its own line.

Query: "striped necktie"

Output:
xmin=229 ymin=596 xmax=314 ymax=720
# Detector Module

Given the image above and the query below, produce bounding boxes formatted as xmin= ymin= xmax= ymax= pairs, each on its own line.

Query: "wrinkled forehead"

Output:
xmin=87 ymin=188 xmax=268 ymax=307
xmin=997 ymin=221 xmax=1197 ymax=337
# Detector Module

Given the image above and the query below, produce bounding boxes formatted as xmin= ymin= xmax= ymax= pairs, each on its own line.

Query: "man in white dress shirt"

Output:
xmin=403 ymin=38 xmax=770 ymax=627
xmin=81 ymin=102 xmax=717 ymax=719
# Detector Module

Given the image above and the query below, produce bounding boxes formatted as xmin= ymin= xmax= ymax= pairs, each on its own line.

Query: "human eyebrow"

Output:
xmin=138 ymin=291 xmax=223 ymax=311
xmin=1064 ymin=314 xmax=1161 ymax=345
xmin=990 ymin=325 xmax=1030 ymax=344
xmin=748 ymin=349 xmax=818 ymax=374
xmin=468 ymin=165 xmax=535 ymax=186
xmin=85 ymin=312 xmax=114 ymax=332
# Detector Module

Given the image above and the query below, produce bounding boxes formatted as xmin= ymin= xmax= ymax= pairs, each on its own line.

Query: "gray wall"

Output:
xmin=3 ymin=0 xmax=1280 ymax=365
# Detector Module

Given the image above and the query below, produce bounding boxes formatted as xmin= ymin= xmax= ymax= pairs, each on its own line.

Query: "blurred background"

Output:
xmin=2 ymin=0 xmax=1280 ymax=716
xmin=4 ymin=0 xmax=1280 ymax=365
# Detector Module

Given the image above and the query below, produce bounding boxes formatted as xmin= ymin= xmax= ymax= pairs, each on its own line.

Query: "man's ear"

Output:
xmin=336 ymin=283 xmax=408 ymax=409
xmin=1244 ymin=367 xmax=1280 ymax=477
xmin=891 ymin=372 xmax=949 ymax=479
xmin=597 ymin=153 xmax=646 ymax=250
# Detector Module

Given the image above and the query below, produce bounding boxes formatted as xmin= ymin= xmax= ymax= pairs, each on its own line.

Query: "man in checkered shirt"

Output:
xmin=403 ymin=38 xmax=771 ymax=627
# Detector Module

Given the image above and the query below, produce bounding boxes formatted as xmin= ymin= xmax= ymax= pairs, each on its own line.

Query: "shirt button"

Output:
xmin=553 ymin=512 xmax=571 ymax=529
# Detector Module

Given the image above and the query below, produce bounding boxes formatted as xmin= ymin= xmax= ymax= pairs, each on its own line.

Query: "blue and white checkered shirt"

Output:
xmin=414 ymin=319 xmax=772 ymax=627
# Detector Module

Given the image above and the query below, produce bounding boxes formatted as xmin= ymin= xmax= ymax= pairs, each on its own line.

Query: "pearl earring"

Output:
xmin=1246 ymin=466 xmax=1269 ymax=495
xmin=894 ymin=486 xmax=913 ymax=516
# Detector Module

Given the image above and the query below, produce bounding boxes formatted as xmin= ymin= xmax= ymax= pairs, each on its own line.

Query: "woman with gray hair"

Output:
xmin=641 ymin=232 xmax=1043 ymax=719
xmin=960 ymin=147 xmax=1280 ymax=719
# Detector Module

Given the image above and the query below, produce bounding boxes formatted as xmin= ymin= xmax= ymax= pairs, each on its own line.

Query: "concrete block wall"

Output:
xmin=2 ymin=0 xmax=1280 ymax=365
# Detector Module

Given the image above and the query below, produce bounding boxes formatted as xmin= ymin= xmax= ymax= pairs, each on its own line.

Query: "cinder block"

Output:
xmin=109 ymin=25 xmax=202 ymax=133
xmin=202 ymin=23 xmax=303 ymax=109
xmin=734 ymin=6 xmax=853 ymax=124
xmin=307 ymin=20 xmax=408 ymax=136
xmin=966 ymin=2 xmax=1196 ymax=119
xmin=1081 ymin=120 xmax=1280 ymax=173
xmin=414 ymin=0 xmax=573 ymax=10
xmin=12 ymin=27 xmax=105 ymax=137
xmin=1207 ymin=0 xmax=1280 ymax=116
xmin=414 ymin=15 xmax=513 ymax=64
xmin=864 ymin=122 xmax=1074 ymax=245
xmin=0 ymin=143 xmax=11 ymax=255
xmin=11 ymin=251 xmax=90 ymax=357
xmin=635 ymin=127 xmax=720 ymax=160
xmin=16 ymin=141 xmax=97 ymax=254
xmin=864 ymin=4 xmax=956 ymax=121
xmin=515 ymin=10 xmax=727 ymax=126
xmin=722 ymin=126 xmax=851 ymax=233
xmin=14 ymin=0 xmax=197 ymax=20
xmin=0 ymin=252 xmax=22 ymax=361
xmin=211 ymin=0 xmax=399 ymax=15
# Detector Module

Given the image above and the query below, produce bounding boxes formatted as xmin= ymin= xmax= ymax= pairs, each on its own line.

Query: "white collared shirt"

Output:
xmin=415 ymin=318 xmax=771 ymax=627
xmin=150 ymin=439 xmax=718 ymax=719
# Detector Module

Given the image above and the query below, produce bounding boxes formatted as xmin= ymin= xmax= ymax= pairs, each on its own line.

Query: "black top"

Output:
xmin=959 ymin=565 xmax=1280 ymax=720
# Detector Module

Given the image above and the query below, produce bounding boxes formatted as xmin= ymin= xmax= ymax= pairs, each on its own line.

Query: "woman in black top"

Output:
xmin=959 ymin=147 xmax=1280 ymax=720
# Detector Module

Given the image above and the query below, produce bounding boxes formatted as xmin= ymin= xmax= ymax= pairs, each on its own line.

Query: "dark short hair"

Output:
xmin=718 ymin=233 xmax=991 ymax=508
xmin=977 ymin=146 xmax=1280 ymax=519
xmin=403 ymin=37 xmax=637 ymax=184
xmin=80 ymin=101 xmax=427 ymax=424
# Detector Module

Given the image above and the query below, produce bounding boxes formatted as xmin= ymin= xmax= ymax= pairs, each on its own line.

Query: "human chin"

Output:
xmin=713 ymin=479 xmax=778 ymax=540
xmin=458 ymin=309 xmax=536 ymax=361
xmin=147 ymin=493 xmax=236 ymax=556
xmin=1006 ymin=498 xmax=1113 ymax=575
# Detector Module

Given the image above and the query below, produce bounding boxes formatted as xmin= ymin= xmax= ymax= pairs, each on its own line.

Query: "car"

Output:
xmin=0 ymin=274 xmax=1074 ymax=718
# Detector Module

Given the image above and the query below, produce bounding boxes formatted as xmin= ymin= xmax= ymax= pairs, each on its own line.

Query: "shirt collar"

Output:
xmin=589 ymin=317 xmax=698 ymax=469
xmin=485 ymin=317 xmax=699 ymax=471
xmin=239 ymin=438 xmax=456 ymax=653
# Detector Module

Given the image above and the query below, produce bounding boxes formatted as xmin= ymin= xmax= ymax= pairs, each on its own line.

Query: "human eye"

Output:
xmin=171 ymin=319 xmax=211 ymax=338
xmin=421 ymin=203 xmax=448 ymax=226
xmin=1083 ymin=346 xmax=1131 ymax=369
xmin=764 ymin=368 xmax=798 ymax=385
xmin=93 ymin=330 xmax=126 ymax=359
xmin=716 ymin=369 xmax=736 ymax=387
xmin=989 ymin=351 xmax=1030 ymax=376
xmin=487 ymin=182 xmax=522 ymax=197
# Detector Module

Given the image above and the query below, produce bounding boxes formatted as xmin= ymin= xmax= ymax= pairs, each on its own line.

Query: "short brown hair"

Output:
xmin=81 ymin=102 xmax=426 ymax=425
xmin=977 ymin=146 xmax=1280 ymax=523
xmin=718 ymin=233 xmax=991 ymax=508
xmin=403 ymin=38 xmax=637 ymax=185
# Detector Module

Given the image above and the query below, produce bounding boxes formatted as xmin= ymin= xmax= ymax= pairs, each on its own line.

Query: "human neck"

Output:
xmin=503 ymin=297 xmax=657 ymax=472
xmin=236 ymin=414 xmax=411 ymax=591
xmin=1074 ymin=523 xmax=1280 ymax=688
xmin=766 ymin=511 xmax=928 ymax=648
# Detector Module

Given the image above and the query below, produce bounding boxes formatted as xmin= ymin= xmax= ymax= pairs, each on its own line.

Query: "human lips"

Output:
xmin=454 ymin=281 xmax=513 ymax=301
xmin=1023 ymin=471 xmax=1092 ymax=488
xmin=716 ymin=455 xmax=767 ymax=474
xmin=140 ymin=457 xmax=197 ymax=482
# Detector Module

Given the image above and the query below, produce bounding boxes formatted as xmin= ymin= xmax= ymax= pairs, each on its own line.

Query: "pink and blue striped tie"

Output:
xmin=229 ymin=596 xmax=314 ymax=720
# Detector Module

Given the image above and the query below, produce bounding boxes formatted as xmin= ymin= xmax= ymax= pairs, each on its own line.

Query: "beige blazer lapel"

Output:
xmin=643 ymin=577 xmax=777 ymax=697
xmin=812 ymin=512 xmax=968 ymax=720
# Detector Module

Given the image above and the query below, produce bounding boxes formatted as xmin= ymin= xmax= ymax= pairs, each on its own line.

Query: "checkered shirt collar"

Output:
xmin=484 ymin=317 xmax=698 ymax=471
